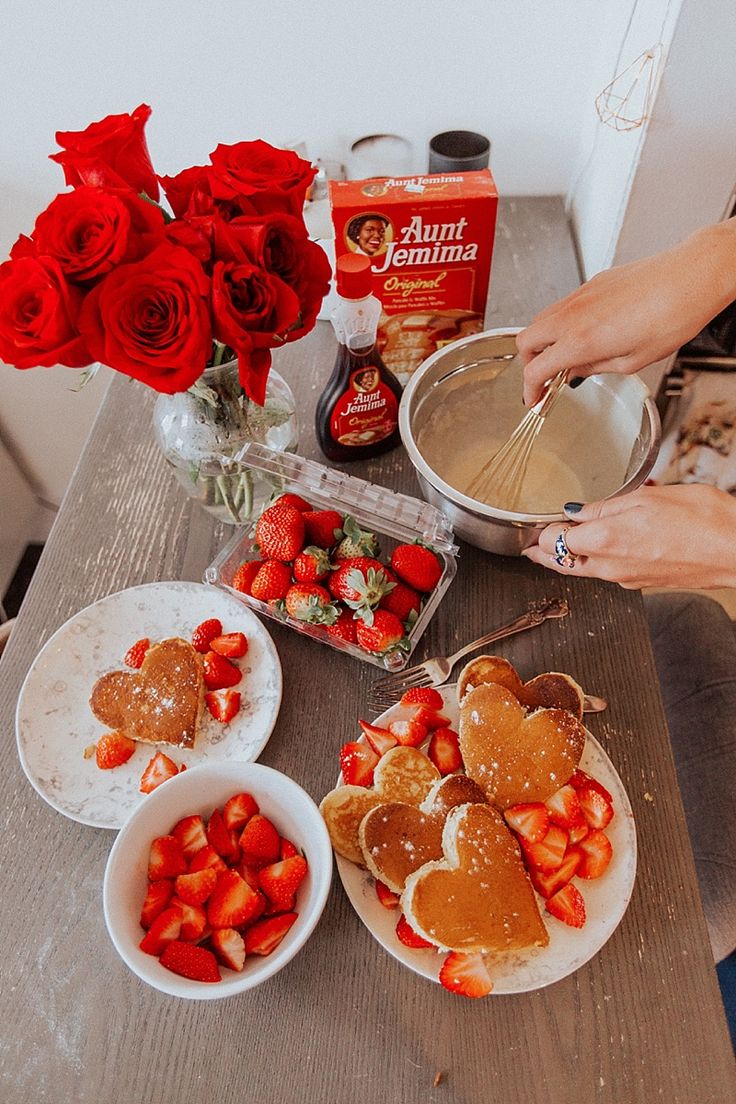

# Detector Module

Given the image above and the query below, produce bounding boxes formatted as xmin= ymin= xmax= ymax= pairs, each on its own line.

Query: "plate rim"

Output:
xmin=334 ymin=685 xmax=638 ymax=993
xmin=15 ymin=580 xmax=283 ymax=830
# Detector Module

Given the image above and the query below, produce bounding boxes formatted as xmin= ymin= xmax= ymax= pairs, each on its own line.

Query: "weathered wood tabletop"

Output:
xmin=2 ymin=198 xmax=734 ymax=1104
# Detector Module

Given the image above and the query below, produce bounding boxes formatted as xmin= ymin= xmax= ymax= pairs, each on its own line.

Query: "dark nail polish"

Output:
xmin=564 ymin=502 xmax=583 ymax=514
xmin=569 ymin=376 xmax=585 ymax=389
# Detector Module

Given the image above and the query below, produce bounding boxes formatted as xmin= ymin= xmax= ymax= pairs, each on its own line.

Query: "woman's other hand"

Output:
xmin=522 ymin=484 xmax=736 ymax=590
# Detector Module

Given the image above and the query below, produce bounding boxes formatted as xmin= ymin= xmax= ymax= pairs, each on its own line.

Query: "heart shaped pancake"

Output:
xmin=459 ymin=682 xmax=586 ymax=808
xmin=402 ymin=803 xmax=549 ymax=953
xmin=360 ymin=803 xmax=445 ymax=893
xmin=360 ymin=773 xmax=489 ymax=891
xmin=320 ymin=747 xmax=441 ymax=866
xmin=457 ymin=655 xmax=584 ymax=719
xmin=89 ymin=637 xmax=204 ymax=749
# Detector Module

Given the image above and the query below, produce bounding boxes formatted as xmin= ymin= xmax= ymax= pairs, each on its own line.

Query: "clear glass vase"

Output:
xmin=153 ymin=359 xmax=298 ymax=524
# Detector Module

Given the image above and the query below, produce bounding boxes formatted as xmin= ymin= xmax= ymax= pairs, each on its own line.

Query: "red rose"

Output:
xmin=236 ymin=345 xmax=273 ymax=408
xmin=208 ymin=140 xmax=316 ymax=217
xmin=227 ymin=214 xmax=331 ymax=341
xmin=30 ymin=186 xmax=165 ymax=283
xmin=0 ymin=256 xmax=90 ymax=369
xmin=50 ymin=104 xmax=159 ymax=201
xmin=78 ymin=244 xmax=211 ymax=393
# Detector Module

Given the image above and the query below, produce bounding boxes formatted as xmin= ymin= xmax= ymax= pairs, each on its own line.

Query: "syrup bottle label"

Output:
xmin=329 ymin=367 xmax=399 ymax=447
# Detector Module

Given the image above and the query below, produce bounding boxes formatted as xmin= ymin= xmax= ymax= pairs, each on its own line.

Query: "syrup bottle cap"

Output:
xmin=335 ymin=253 xmax=372 ymax=299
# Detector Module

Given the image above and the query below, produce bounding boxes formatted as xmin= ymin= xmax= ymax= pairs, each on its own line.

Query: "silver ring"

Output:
xmin=553 ymin=528 xmax=577 ymax=569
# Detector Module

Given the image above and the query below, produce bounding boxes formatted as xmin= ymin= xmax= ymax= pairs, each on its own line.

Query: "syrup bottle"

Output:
xmin=315 ymin=254 xmax=403 ymax=462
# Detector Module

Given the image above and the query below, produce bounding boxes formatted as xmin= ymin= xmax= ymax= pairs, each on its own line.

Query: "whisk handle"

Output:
xmin=445 ymin=598 xmax=570 ymax=667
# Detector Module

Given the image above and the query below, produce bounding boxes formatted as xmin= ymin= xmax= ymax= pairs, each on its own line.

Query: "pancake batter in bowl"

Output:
xmin=439 ymin=437 xmax=586 ymax=513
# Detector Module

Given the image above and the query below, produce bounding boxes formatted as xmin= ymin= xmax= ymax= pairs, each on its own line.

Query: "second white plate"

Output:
xmin=16 ymin=581 xmax=283 ymax=830
xmin=335 ymin=686 xmax=637 ymax=993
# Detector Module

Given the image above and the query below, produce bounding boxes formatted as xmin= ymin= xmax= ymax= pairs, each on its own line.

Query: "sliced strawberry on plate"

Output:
xmin=427 ymin=727 xmax=462 ymax=775
xmin=239 ymin=814 xmax=281 ymax=866
xmin=174 ymin=868 xmax=218 ymax=907
xmin=191 ymin=618 xmax=223 ymax=653
xmin=205 ymin=688 xmax=241 ymax=723
xmin=208 ymin=632 xmax=248 ymax=659
xmin=95 ymin=731 xmax=136 ymax=770
xmin=188 ymin=844 xmax=228 ymax=875
xmin=207 ymin=870 xmax=264 ymax=930
xmin=202 ymin=650 xmax=242 ymax=691
xmin=439 ymin=951 xmax=493 ymax=999
xmin=577 ymin=785 xmax=614 ymax=831
xmin=173 ymin=898 xmax=208 ymax=943
xmin=358 ymin=720 xmax=397 ymax=757
xmin=375 ymin=880 xmax=400 ymax=909
xmin=139 ymin=751 xmax=180 ymax=794
xmin=395 ymin=914 xmax=435 ymax=948
xmin=139 ymin=904 xmax=182 ymax=955
xmin=139 ymin=879 xmax=174 ymax=929
xmin=123 ymin=637 xmax=150 ymax=668
xmin=210 ymin=927 xmax=246 ymax=972
xmin=172 ymin=813 xmax=208 ymax=859
xmin=258 ymin=855 xmax=308 ymax=913
xmin=243 ymin=912 xmax=298 ymax=956
xmin=545 ymin=882 xmax=586 ymax=928
xmin=223 ymin=792 xmax=259 ymax=831
xmin=411 ymin=705 xmax=452 ymax=731
xmin=570 ymin=829 xmax=613 ymax=879
xmin=568 ymin=768 xmax=613 ymax=804
xmin=339 ymin=741 xmax=380 ymax=787
xmin=148 ymin=835 xmax=187 ymax=880
xmin=206 ymin=807 xmax=239 ymax=860
xmin=388 ymin=716 xmax=428 ymax=748
xmin=545 ymin=784 xmax=585 ymax=830
xmin=159 ymin=940 xmax=221 ymax=982
xmin=528 ymin=848 xmax=582 ymax=899
xmin=399 ymin=686 xmax=445 ymax=710
xmin=504 ymin=802 xmax=550 ymax=844
xmin=521 ymin=824 xmax=568 ymax=872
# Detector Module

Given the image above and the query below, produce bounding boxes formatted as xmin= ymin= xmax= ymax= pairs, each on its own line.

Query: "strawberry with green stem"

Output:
xmin=334 ymin=515 xmax=379 ymax=560
xmin=284 ymin=583 xmax=339 ymax=626
xmin=328 ymin=557 xmax=395 ymax=624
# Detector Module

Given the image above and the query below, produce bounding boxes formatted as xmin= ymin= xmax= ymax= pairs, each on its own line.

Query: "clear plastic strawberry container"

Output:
xmin=203 ymin=442 xmax=458 ymax=670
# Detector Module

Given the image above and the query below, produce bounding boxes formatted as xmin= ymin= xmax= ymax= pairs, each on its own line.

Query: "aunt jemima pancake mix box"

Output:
xmin=329 ymin=170 xmax=498 ymax=382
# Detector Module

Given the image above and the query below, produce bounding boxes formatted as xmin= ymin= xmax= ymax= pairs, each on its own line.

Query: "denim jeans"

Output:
xmin=644 ymin=592 xmax=736 ymax=963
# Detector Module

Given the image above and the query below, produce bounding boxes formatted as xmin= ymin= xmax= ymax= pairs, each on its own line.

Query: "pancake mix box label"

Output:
xmin=329 ymin=170 xmax=498 ymax=381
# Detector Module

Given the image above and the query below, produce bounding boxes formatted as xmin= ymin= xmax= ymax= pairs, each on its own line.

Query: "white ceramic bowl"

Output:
xmin=103 ymin=762 xmax=333 ymax=999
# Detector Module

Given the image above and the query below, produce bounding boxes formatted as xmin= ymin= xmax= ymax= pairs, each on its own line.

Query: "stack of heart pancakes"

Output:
xmin=320 ymin=655 xmax=588 ymax=958
xmin=89 ymin=637 xmax=204 ymax=749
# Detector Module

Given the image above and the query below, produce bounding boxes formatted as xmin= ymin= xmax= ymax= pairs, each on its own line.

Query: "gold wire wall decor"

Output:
xmin=595 ymin=45 xmax=663 ymax=131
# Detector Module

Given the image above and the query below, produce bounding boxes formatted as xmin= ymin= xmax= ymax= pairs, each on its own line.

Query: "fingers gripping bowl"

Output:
xmin=398 ymin=328 xmax=661 ymax=555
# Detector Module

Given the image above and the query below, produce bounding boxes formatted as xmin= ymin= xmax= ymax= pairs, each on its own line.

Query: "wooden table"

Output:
xmin=2 ymin=198 xmax=734 ymax=1104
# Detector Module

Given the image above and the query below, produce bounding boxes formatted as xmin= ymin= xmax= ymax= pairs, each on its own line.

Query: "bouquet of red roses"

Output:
xmin=0 ymin=104 xmax=331 ymax=404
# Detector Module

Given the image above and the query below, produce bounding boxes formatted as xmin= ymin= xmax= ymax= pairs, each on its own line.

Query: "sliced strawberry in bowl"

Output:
xmin=139 ymin=879 xmax=174 ymax=929
xmin=242 ymin=912 xmax=298 ymax=956
xmin=222 ymin=792 xmax=259 ymax=831
xmin=258 ymin=855 xmax=308 ymax=913
xmin=159 ymin=940 xmax=221 ymax=982
xmin=207 ymin=869 xmax=264 ymax=930
xmin=239 ymin=813 xmax=281 ymax=867
xmin=172 ymin=813 xmax=208 ymax=859
xmin=210 ymin=927 xmax=246 ymax=972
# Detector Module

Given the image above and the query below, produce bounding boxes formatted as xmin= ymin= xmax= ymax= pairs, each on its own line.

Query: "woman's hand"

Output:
xmin=517 ymin=220 xmax=736 ymax=406
xmin=522 ymin=484 xmax=736 ymax=590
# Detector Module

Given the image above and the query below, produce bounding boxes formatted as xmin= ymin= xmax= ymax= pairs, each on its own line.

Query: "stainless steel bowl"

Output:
xmin=399 ymin=328 xmax=661 ymax=555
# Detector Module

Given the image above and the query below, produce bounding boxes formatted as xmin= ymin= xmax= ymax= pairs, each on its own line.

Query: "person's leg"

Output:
xmin=643 ymin=592 xmax=736 ymax=963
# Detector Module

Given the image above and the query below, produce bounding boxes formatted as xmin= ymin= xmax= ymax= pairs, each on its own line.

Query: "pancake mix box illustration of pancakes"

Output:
xmin=329 ymin=170 xmax=498 ymax=382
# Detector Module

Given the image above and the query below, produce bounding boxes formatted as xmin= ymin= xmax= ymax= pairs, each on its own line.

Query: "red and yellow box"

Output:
xmin=329 ymin=170 xmax=498 ymax=382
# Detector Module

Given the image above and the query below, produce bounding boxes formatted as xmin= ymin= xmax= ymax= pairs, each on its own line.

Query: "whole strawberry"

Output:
xmin=284 ymin=583 xmax=339 ymax=626
xmin=355 ymin=609 xmax=409 ymax=655
xmin=255 ymin=503 xmax=305 ymax=562
xmin=327 ymin=557 xmax=395 ymax=623
xmin=292 ymin=545 xmax=333 ymax=584
xmin=302 ymin=509 xmax=344 ymax=549
xmin=324 ymin=607 xmax=358 ymax=644
xmin=271 ymin=492 xmax=312 ymax=512
xmin=334 ymin=516 xmax=379 ymax=560
xmin=390 ymin=543 xmax=442 ymax=593
xmin=250 ymin=560 xmax=293 ymax=602
xmin=231 ymin=560 xmax=262 ymax=595
xmin=378 ymin=580 xmax=421 ymax=625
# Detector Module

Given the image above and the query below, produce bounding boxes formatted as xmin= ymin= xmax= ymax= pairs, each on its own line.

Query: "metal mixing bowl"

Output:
xmin=398 ymin=328 xmax=661 ymax=555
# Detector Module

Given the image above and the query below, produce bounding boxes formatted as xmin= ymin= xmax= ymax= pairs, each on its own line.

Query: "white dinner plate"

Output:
xmin=335 ymin=686 xmax=637 ymax=993
xmin=16 ymin=581 xmax=283 ymax=830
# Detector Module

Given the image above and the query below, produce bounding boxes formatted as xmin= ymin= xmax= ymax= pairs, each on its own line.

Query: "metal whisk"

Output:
xmin=467 ymin=369 xmax=568 ymax=509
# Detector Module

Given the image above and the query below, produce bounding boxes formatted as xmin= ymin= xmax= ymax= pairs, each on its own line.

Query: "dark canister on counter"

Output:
xmin=315 ymin=254 xmax=403 ymax=462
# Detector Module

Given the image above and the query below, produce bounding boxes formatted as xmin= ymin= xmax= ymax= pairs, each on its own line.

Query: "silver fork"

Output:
xmin=369 ymin=598 xmax=570 ymax=708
